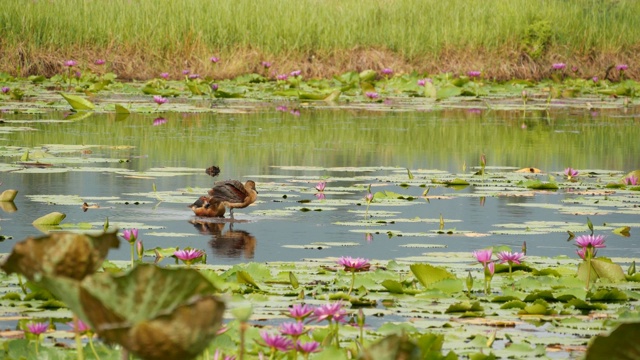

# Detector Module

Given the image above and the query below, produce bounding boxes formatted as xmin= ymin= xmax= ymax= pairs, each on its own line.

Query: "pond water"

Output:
xmin=1 ymin=104 xmax=640 ymax=265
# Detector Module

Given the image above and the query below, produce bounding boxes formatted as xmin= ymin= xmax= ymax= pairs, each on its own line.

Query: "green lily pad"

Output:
xmin=60 ymin=93 xmax=95 ymax=110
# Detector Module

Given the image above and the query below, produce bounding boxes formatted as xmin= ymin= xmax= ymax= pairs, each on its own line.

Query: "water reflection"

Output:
xmin=190 ymin=220 xmax=257 ymax=259
xmin=0 ymin=202 xmax=17 ymax=213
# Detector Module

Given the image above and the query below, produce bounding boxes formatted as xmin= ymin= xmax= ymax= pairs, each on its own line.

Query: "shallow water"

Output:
xmin=1 ymin=105 xmax=639 ymax=265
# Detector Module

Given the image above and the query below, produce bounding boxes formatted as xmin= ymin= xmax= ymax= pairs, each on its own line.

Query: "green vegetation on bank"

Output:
xmin=1 ymin=0 xmax=639 ymax=79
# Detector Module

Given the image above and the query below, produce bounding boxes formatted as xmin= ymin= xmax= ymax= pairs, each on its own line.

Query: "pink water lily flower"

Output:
xmin=337 ymin=256 xmax=370 ymax=272
xmin=315 ymin=181 xmax=326 ymax=192
xmin=467 ymin=71 xmax=481 ymax=78
xmin=153 ymin=95 xmax=167 ymax=105
xmin=365 ymin=192 xmax=374 ymax=203
xmin=276 ymin=74 xmax=288 ymax=81
xmin=122 ymin=228 xmax=138 ymax=243
xmin=174 ymin=249 xmax=204 ymax=262
xmin=623 ymin=175 xmax=638 ymax=186
xmin=95 ymin=59 xmax=105 ymax=65
xmin=575 ymin=234 xmax=606 ymax=249
xmin=1 ymin=87 xmax=9 ymax=94
xmin=381 ymin=68 xmax=393 ymax=75
xmin=487 ymin=262 xmax=495 ymax=276
xmin=313 ymin=301 xmax=347 ymax=323
xmin=210 ymin=56 xmax=220 ymax=63
xmin=472 ymin=249 xmax=493 ymax=265
xmin=260 ymin=331 xmax=293 ymax=352
xmin=67 ymin=319 xmax=91 ymax=333
xmin=261 ymin=61 xmax=272 ymax=68
xmin=296 ymin=340 xmax=321 ymax=354
xmin=497 ymin=251 xmax=524 ymax=265
xmin=365 ymin=91 xmax=379 ymax=99
xmin=287 ymin=304 xmax=315 ymax=321
xmin=279 ymin=321 xmax=306 ymax=337
xmin=616 ymin=64 xmax=628 ymax=71
xmin=64 ymin=60 xmax=77 ymax=67
xmin=552 ymin=63 xmax=566 ymax=70
xmin=576 ymin=247 xmax=590 ymax=260
xmin=290 ymin=70 xmax=302 ymax=77
xmin=27 ymin=322 xmax=48 ymax=335
xmin=564 ymin=167 xmax=579 ymax=178
xmin=160 ymin=72 xmax=169 ymax=79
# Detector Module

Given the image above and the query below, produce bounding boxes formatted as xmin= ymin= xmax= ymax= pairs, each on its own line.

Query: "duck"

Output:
xmin=189 ymin=196 xmax=226 ymax=218
xmin=208 ymin=180 xmax=258 ymax=218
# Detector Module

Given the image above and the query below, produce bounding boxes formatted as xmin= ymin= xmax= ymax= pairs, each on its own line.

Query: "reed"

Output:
xmin=2 ymin=0 xmax=639 ymax=80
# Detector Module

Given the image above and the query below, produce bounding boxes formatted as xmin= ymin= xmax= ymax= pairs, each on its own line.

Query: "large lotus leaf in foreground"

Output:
xmin=0 ymin=231 xmax=119 ymax=280
xmin=586 ymin=322 xmax=640 ymax=360
xmin=42 ymin=264 xmax=224 ymax=360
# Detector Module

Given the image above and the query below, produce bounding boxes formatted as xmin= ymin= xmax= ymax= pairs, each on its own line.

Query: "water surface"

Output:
xmin=1 ymin=105 xmax=639 ymax=264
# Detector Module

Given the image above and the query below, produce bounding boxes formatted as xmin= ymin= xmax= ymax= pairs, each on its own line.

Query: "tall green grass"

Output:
xmin=1 ymin=0 xmax=639 ymax=77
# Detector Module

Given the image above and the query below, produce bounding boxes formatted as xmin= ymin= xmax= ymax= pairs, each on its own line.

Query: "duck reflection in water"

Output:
xmin=190 ymin=220 xmax=256 ymax=259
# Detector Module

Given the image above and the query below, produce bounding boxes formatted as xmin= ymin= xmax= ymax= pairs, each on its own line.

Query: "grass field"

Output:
xmin=1 ymin=0 xmax=639 ymax=80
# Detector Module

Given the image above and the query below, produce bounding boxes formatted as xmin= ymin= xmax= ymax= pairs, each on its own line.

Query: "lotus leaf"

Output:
xmin=1 ymin=231 xmax=119 ymax=281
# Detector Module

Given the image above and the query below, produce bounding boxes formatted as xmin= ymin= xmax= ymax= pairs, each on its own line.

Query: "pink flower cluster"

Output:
xmin=575 ymin=234 xmax=605 ymax=260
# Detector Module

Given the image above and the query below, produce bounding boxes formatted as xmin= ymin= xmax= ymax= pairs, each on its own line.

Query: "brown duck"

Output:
xmin=209 ymin=180 xmax=258 ymax=217
xmin=189 ymin=196 xmax=226 ymax=218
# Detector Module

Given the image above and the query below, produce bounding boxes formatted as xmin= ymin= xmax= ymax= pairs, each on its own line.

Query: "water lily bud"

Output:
xmin=466 ymin=271 xmax=474 ymax=293
xmin=136 ymin=240 xmax=144 ymax=260
xmin=357 ymin=308 xmax=366 ymax=328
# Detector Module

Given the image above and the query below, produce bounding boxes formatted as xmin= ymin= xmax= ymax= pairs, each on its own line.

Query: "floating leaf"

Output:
xmin=590 ymin=288 xmax=628 ymax=302
xmin=612 ymin=226 xmax=631 ymax=237
xmin=577 ymin=258 xmax=626 ymax=283
xmin=524 ymin=180 xmax=558 ymax=190
xmin=289 ymin=271 xmax=299 ymax=289
xmin=32 ymin=211 xmax=66 ymax=225
xmin=381 ymin=279 xmax=404 ymax=294
xmin=237 ymin=270 xmax=260 ymax=289
xmin=445 ymin=301 xmax=483 ymax=314
xmin=410 ymin=263 xmax=456 ymax=289
xmin=60 ymin=93 xmax=95 ymax=110
xmin=0 ymin=189 xmax=18 ymax=202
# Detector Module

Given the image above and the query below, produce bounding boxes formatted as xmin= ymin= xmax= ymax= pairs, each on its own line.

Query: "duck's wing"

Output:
xmin=211 ymin=180 xmax=248 ymax=202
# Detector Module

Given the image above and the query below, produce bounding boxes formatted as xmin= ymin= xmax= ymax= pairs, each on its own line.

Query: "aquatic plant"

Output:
xmin=26 ymin=322 xmax=48 ymax=355
xmin=313 ymin=301 xmax=347 ymax=347
xmin=564 ymin=167 xmax=579 ymax=179
xmin=623 ymin=175 xmax=638 ymax=186
xmin=337 ymin=256 xmax=371 ymax=295
xmin=259 ymin=331 xmax=293 ymax=354
xmin=286 ymin=304 xmax=315 ymax=321
xmin=153 ymin=95 xmax=167 ymax=107
xmin=497 ymin=251 xmax=524 ymax=277
xmin=315 ymin=181 xmax=326 ymax=192
xmin=122 ymin=228 xmax=138 ymax=267
xmin=365 ymin=91 xmax=379 ymax=100
xmin=472 ymin=249 xmax=493 ymax=294
xmin=174 ymin=248 xmax=204 ymax=267
xmin=576 ymin=234 xmax=602 ymax=291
